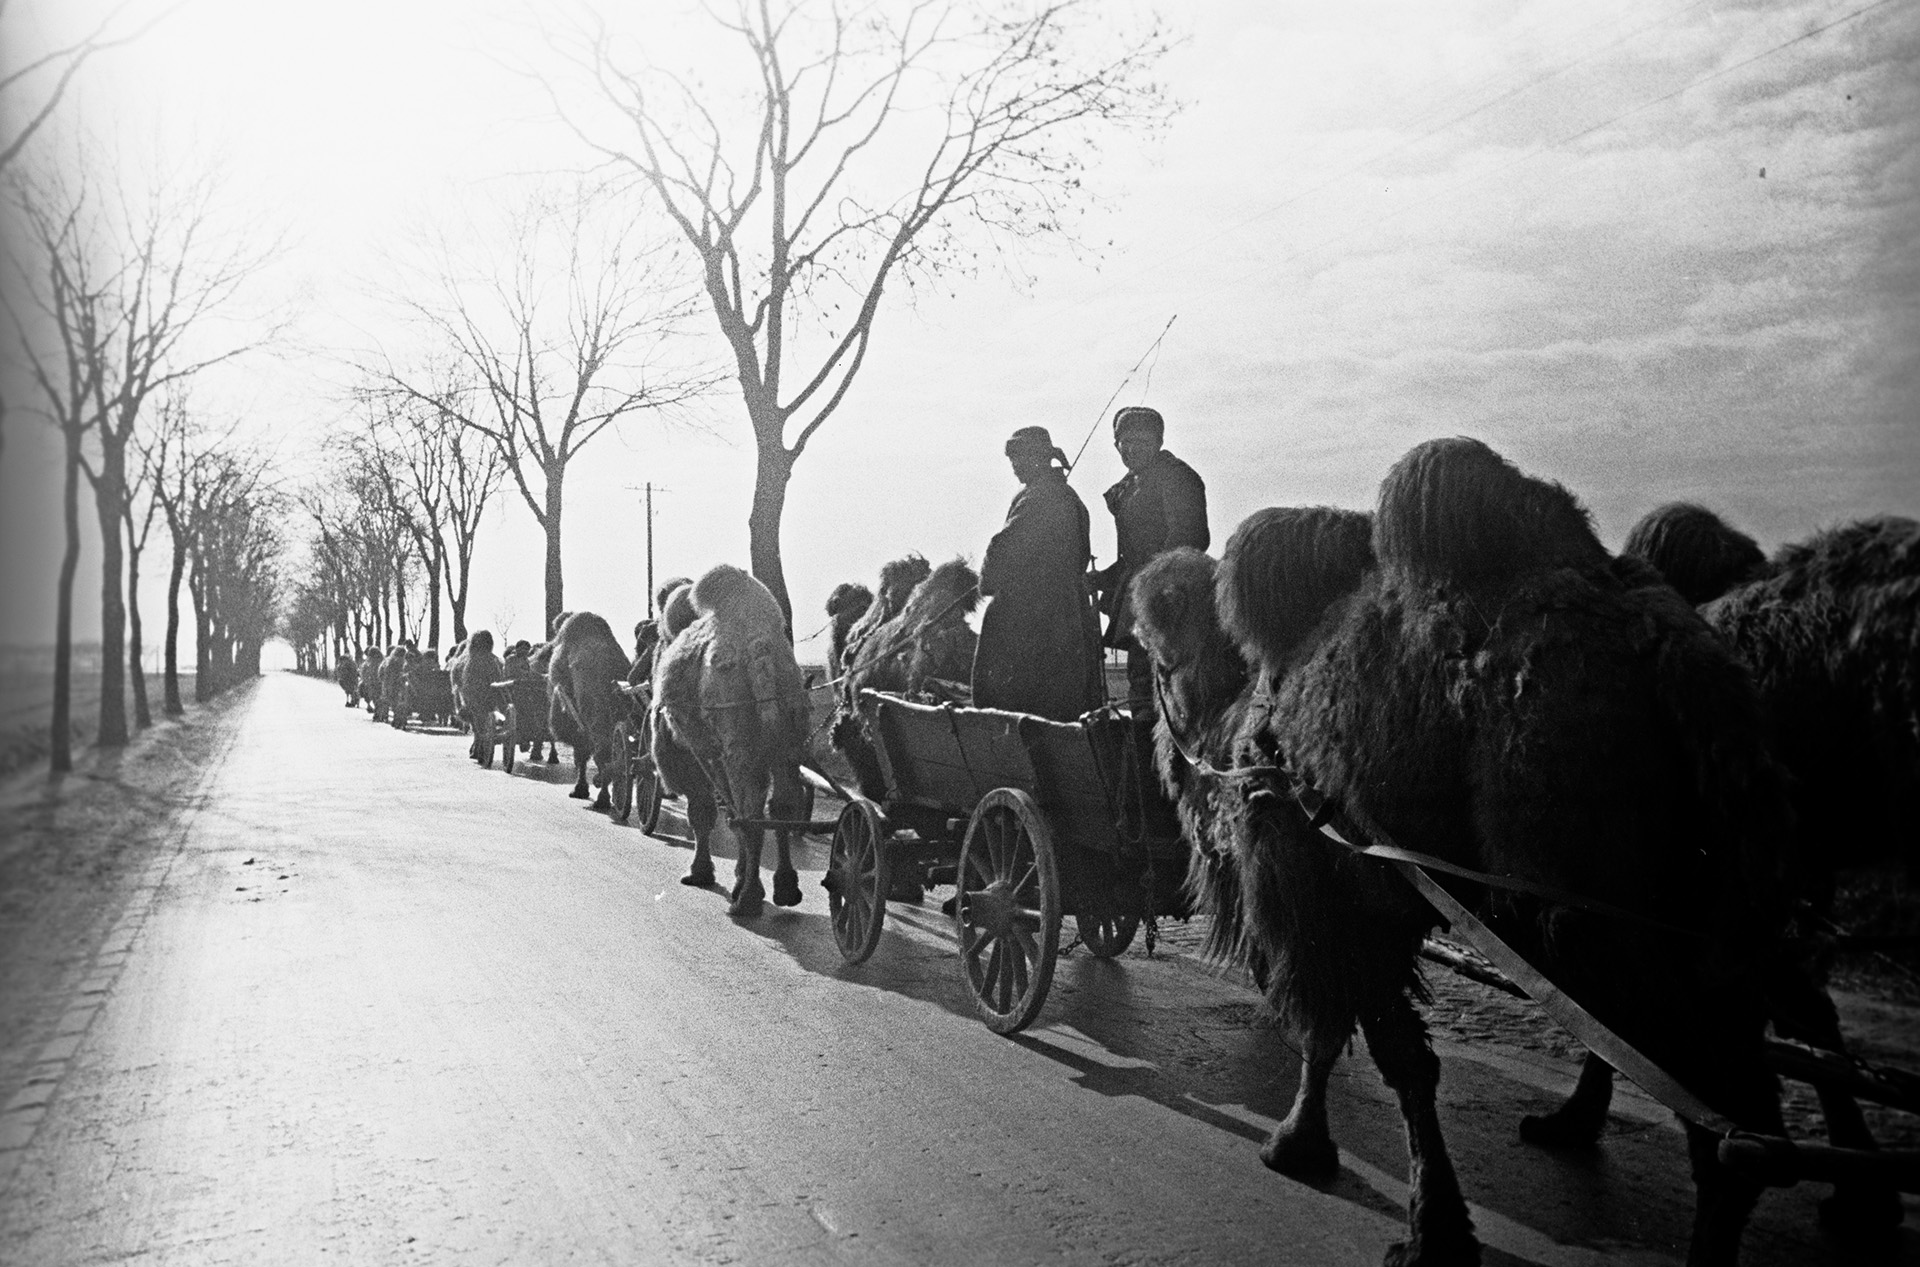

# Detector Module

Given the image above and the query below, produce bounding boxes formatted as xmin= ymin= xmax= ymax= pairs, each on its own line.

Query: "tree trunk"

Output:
xmin=748 ymin=436 xmax=795 ymax=634
xmin=191 ymin=576 xmax=211 ymax=702
xmin=92 ymin=449 xmax=129 ymax=747
xmin=447 ymin=542 xmax=470 ymax=643
xmin=163 ymin=535 xmax=185 ymax=715
xmin=128 ymin=540 xmax=150 ymax=728
xmin=425 ymin=536 xmax=443 ymax=651
xmin=543 ymin=470 xmax=565 ymax=637
xmin=51 ymin=422 xmax=83 ymax=773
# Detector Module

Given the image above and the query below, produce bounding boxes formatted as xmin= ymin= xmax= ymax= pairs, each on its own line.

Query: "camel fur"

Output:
xmin=831 ymin=558 xmax=981 ymax=800
xmin=840 ymin=554 xmax=930 ymax=674
xmin=1623 ymin=502 xmax=1769 ymax=606
xmin=650 ymin=565 xmax=813 ymax=916
xmin=455 ymin=630 xmax=505 ymax=764
xmin=1138 ymin=439 xmax=1795 ymax=1267
xmin=824 ymin=582 xmax=874 ymax=679
xmin=357 ymin=649 xmax=382 ymax=715
xmin=546 ymin=612 xmax=633 ymax=808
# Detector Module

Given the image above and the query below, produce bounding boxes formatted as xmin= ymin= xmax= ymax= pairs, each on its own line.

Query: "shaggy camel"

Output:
xmin=335 ymin=656 xmax=359 ymax=707
xmin=357 ymin=649 xmax=382 ymax=714
xmin=455 ymin=631 xmax=505 ymax=765
xmin=823 ymin=582 xmax=873 ymax=679
xmin=1134 ymin=439 xmax=1793 ymax=1267
xmin=378 ymin=645 xmax=410 ymax=727
xmin=547 ymin=612 xmax=634 ymax=808
xmin=830 ymin=558 xmax=981 ymax=801
xmin=1523 ymin=504 xmax=1920 ymax=1243
xmin=650 ymin=565 xmax=812 ymax=916
xmin=840 ymin=554 xmax=930 ymax=673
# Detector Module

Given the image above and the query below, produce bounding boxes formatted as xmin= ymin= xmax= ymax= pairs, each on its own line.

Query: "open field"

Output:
xmin=0 ymin=646 xmax=195 ymax=778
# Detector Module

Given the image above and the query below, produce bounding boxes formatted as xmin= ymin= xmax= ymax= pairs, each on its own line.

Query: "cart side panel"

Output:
xmin=1016 ymin=717 xmax=1115 ymax=855
xmin=859 ymin=693 xmax=1036 ymax=812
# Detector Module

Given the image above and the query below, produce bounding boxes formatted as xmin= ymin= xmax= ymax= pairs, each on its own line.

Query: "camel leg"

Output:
xmin=727 ymin=763 xmax=770 ymax=918
xmin=1262 ymin=1018 xmax=1345 ymax=1181
xmin=1768 ymin=965 xmax=1904 ymax=1245
xmin=1519 ymin=1053 xmax=1615 ymax=1148
xmin=682 ymin=790 xmax=718 ymax=888
xmin=1359 ymin=996 xmax=1480 ymax=1267
xmin=591 ymin=739 xmax=613 ymax=811
xmin=769 ymin=764 xmax=805 ymax=908
xmin=1684 ymin=1121 xmax=1766 ymax=1267
xmin=569 ymin=742 xmax=592 ymax=799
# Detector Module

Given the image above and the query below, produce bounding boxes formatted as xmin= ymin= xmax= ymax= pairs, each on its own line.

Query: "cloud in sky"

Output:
xmin=1 ymin=0 xmax=1913 ymax=650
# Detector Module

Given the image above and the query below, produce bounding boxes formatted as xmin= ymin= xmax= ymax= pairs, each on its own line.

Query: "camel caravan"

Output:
xmin=336 ymin=429 xmax=1918 ymax=1266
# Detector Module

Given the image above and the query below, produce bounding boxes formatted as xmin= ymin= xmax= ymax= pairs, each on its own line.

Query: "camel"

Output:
xmin=1521 ymin=504 xmax=1920 ymax=1244
xmin=455 ymin=631 xmax=505 ymax=765
xmin=357 ymin=649 xmax=382 ymax=716
xmin=1133 ymin=439 xmax=1794 ymax=1267
xmin=650 ymin=565 xmax=812 ymax=917
xmin=334 ymin=655 xmax=359 ymax=707
xmin=824 ymin=582 xmax=873 ymax=679
xmin=840 ymin=554 xmax=930 ymax=674
xmin=830 ymin=558 xmax=981 ymax=802
xmin=546 ymin=613 xmax=633 ymax=808
xmin=377 ymin=645 xmax=411 ymax=728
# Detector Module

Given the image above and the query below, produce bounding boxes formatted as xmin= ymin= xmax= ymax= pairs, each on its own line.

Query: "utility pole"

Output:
xmin=627 ymin=483 xmax=670 ymax=618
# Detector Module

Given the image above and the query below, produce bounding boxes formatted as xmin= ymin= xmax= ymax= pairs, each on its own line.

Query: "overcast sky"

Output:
xmin=3 ymin=0 xmax=1914 ymax=657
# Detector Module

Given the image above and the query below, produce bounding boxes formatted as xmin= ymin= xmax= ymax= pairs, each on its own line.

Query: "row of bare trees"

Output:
xmin=4 ymin=143 xmax=280 ymax=770
xmin=284 ymin=389 xmax=504 ymax=671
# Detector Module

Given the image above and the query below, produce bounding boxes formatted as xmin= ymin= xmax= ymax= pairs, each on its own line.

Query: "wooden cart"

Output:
xmin=494 ymin=675 xmax=556 ymax=774
xmin=826 ymin=690 xmax=1189 ymax=1034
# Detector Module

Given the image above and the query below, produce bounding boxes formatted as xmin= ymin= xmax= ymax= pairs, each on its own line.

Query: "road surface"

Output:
xmin=0 ymin=673 xmax=1908 ymax=1264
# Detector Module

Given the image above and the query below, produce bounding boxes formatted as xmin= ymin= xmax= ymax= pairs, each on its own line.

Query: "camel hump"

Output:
xmin=901 ymin=558 xmax=980 ymax=622
xmin=826 ymin=582 xmax=873 ymax=620
xmin=554 ymin=611 xmax=619 ymax=649
xmin=879 ymin=553 xmax=932 ymax=594
xmin=466 ymin=629 xmax=495 ymax=655
xmin=1373 ymin=436 xmax=1605 ymax=586
xmin=1129 ymin=547 xmax=1220 ymax=666
xmin=1771 ymin=515 xmax=1920 ymax=593
xmin=1216 ymin=506 xmax=1373 ymax=673
xmin=691 ymin=565 xmax=786 ymax=627
xmin=1622 ymin=503 xmax=1768 ymax=605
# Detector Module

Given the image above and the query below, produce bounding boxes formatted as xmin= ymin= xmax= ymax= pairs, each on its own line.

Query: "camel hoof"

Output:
xmin=1261 ymin=1126 xmax=1338 ymax=1182
xmin=683 ymin=862 xmax=716 ymax=888
xmin=569 ymin=786 xmax=590 ymax=800
xmin=772 ymin=870 xmax=802 ymax=907
xmin=1519 ymin=1106 xmax=1606 ymax=1149
xmin=729 ymin=881 xmax=766 ymax=918
xmin=593 ymin=788 xmax=611 ymax=811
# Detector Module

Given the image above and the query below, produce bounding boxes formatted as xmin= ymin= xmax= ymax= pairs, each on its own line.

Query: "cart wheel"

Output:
xmin=609 ymin=720 xmax=636 ymax=823
xmin=636 ymin=756 xmax=665 ymax=835
xmin=827 ymin=799 xmax=889 ymax=964
xmin=955 ymin=787 xmax=1060 ymax=1034
xmin=1076 ymin=911 xmax=1139 ymax=958
xmin=501 ymin=703 xmax=518 ymax=774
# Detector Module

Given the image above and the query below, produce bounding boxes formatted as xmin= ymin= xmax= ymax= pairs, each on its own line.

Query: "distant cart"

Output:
xmin=825 ymin=690 xmax=1190 ymax=1034
xmin=395 ymin=666 xmax=458 ymax=731
xmin=493 ymin=674 xmax=557 ymax=774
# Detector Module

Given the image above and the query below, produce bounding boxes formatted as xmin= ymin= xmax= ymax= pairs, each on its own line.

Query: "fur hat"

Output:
xmin=1112 ymin=405 xmax=1164 ymax=442
xmin=1004 ymin=425 xmax=1067 ymax=466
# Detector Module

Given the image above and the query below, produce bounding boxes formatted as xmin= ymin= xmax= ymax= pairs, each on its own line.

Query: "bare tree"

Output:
xmin=371 ymin=185 xmax=715 ymax=633
xmin=381 ymin=379 xmax=504 ymax=643
xmin=8 ymin=150 xmax=278 ymax=752
xmin=550 ymin=0 xmax=1175 ymax=620
xmin=0 ymin=1 xmax=174 ymax=463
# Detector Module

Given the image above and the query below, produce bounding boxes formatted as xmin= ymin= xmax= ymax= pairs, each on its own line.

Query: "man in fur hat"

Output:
xmin=1094 ymin=405 xmax=1208 ymax=712
xmin=971 ymin=426 xmax=1104 ymax=720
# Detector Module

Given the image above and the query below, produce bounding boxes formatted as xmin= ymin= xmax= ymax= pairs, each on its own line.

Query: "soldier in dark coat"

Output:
xmin=971 ymin=426 xmax=1103 ymax=720
xmin=1093 ymin=406 xmax=1208 ymax=711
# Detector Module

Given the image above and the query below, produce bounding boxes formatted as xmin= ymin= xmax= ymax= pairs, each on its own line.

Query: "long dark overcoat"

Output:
xmin=1100 ymin=449 xmax=1209 ymax=649
xmin=972 ymin=469 xmax=1103 ymax=720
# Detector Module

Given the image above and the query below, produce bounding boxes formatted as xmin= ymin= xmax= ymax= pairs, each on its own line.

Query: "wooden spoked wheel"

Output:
xmin=827 ymin=799 xmax=889 ymax=964
xmin=1076 ymin=911 xmax=1139 ymax=958
xmin=609 ymin=720 xmax=637 ymax=823
xmin=635 ymin=755 xmax=664 ymax=835
xmin=500 ymin=702 xmax=518 ymax=774
xmin=955 ymin=787 xmax=1060 ymax=1034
